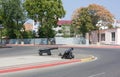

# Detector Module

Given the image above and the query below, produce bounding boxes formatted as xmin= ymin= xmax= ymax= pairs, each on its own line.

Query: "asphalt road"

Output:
xmin=0 ymin=46 xmax=120 ymax=77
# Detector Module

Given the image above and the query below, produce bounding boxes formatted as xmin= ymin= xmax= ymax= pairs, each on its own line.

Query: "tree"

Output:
xmin=38 ymin=24 xmax=56 ymax=38
xmin=72 ymin=8 xmax=93 ymax=37
xmin=88 ymin=4 xmax=114 ymax=29
xmin=0 ymin=0 xmax=25 ymax=39
xmin=72 ymin=4 xmax=114 ymax=37
xmin=23 ymin=0 xmax=66 ymax=38
xmin=0 ymin=15 xmax=2 ymax=24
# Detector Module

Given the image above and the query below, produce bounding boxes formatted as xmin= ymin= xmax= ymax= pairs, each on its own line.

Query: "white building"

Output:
xmin=89 ymin=19 xmax=120 ymax=45
xmin=90 ymin=28 xmax=120 ymax=45
xmin=114 ymin=20 xmax=120 ymax=28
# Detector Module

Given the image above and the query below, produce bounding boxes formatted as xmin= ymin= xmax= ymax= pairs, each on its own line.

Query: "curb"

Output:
xmin=81 ymin=56 xmax=96 ymax=62
xmin=6 ymin=44 xmax=120 ymax=48
xmin=0 ymin=56 xmax=95 ymax=74
xmin=0 ymin=59 xmax=80 ymax=74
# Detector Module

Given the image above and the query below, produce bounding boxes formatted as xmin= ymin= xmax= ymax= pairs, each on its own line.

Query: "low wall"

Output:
xmin=2 ymin=37 xmax=86 ymax=45
xmin=55 ymin=37 xmax=86 ymax=44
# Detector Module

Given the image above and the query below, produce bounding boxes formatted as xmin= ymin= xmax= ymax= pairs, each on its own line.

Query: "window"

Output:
xmin=101 ymin=33 xmax=105 ymax=41
xmin=111 ymin=32 xmax=115 ymax=41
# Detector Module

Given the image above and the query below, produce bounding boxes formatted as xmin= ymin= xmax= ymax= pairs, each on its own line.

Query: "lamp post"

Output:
xmin=96 ymin=20 xmax=102 ymax=44
xmin=0 ymin=25 xmax=4 ymax=44
xmin=20 ymin=28 xmax=24 ymax=45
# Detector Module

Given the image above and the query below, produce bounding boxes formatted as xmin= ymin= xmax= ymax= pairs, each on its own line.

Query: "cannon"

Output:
xmin=39 ymin=47 xmax=58 ymax=56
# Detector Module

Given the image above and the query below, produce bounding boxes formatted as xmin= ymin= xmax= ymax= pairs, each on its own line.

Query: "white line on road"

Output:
xmin=88 ymin=72 xmax=105 ymax=77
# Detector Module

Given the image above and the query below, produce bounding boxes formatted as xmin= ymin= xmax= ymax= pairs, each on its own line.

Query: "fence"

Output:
xmin=2 ymin=37 xmax=86 ymax=45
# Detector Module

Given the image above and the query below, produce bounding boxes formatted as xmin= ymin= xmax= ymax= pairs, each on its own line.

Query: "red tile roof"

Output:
xmin=57 ymin=20 xmax=72 ymax=25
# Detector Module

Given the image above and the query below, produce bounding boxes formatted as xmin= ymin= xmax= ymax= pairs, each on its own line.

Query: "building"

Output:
xmin=24 ymin=19 xmax=72 ymax=37
xmin=24 ymin=23 xmax=33 ymax=31
xmin=54 ymin=20 xmax=72 ymax=37
xmin=89 ymin=19 xmax=120 ymax=45
xmin=114 ymin=20 xmax=120 ymax=28
xmin=57 ymin=20 xmax=72 ymax=26
xmin=24 ymin=19 xmax=40 ymax=32
xmin=90 ymin=28 xmax=120 ymax=45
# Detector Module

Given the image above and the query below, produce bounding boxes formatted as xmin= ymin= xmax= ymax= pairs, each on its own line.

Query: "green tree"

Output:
xmin=0 ymin=0 xmax=25 ymax=39
xmin=23 ymin=31 xmax=34 ymax=38
xmin=23 ymin=0 xmax=66 ymax=38
xmin=0 ymin=15 xmax=2 ymax=24
xmin=72 ymin=4 xmax=114 ymax=37
xmin=38 ymin=24 xmax=56 ymax=38
xmin=72 ymin=8 xmax=93 ymax=37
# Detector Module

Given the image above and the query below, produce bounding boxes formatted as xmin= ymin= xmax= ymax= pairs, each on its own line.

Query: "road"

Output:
xmin=0 ymin=46 xmax=120 ymax=77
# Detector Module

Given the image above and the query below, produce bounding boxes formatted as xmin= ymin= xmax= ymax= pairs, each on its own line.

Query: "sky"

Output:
xmin=62 ymin=0 xmax=120 ymax=20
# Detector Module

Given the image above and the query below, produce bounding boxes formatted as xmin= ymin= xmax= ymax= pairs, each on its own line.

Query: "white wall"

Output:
xmin=116 ymin=28 xmax=120 ymax=45
xmin=55 ymin=37 xmax=86 ymax=45
xmin=90 ymin=28 xmax=120 ymax=45
xmin=105 ymin=31 xmax=110 ymax=44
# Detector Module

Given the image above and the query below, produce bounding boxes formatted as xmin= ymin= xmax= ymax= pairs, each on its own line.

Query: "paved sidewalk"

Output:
xmin=0 ymin=55 xmax=62 ymax=68
xmin=0 ymin=54 xmax=92 ymax=68
xmin=0 ymin=54 xmax=95 ymax=74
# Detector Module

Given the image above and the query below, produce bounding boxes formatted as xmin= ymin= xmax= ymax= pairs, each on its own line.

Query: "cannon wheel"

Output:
xmin=39 ymin=51 xmax=43 ymax=55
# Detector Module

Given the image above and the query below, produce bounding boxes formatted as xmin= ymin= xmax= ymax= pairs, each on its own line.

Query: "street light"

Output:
xmin=20 ymin=28 xmax=24 ymax=45
xmin=96 ymin=20 xmax=102 ymax=44
xmin=0 ymin=24 xmax=4 ymax=44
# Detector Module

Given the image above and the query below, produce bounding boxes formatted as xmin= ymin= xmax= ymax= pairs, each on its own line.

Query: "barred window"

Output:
xmin=111 ymin=32 xmax=115 ymax=41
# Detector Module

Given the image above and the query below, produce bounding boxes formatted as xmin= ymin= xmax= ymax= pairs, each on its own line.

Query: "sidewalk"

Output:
xmin=0 ymin=55 xmax=61 ymax=68
xmin=0 ymin=54 xmax=95 ymax=74
xmin=5 ymin=44 xmax=120 ymax=48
